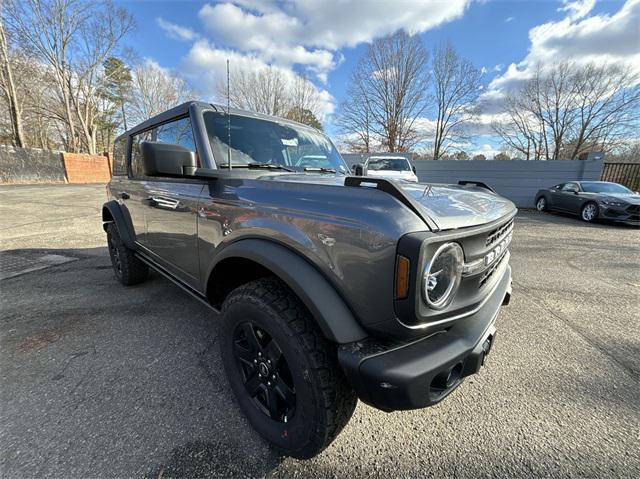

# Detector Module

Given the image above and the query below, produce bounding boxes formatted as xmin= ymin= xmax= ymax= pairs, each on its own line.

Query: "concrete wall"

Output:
xmin=0 ymin=146 xmax=112 ymax=184
xmin=412 ymin=159 xmax=604 ymax=208
xmin=0 ymin=145 xmax=66 ymax=183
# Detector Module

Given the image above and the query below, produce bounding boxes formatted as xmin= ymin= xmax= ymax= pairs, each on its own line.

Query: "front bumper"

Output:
xmin=599 ymin=204 xmax=640 ymax=225
xmin=338 ymin=264 xmax=511 ymax=412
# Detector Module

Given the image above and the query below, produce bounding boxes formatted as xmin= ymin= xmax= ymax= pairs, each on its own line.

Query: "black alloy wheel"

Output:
xmin=107 ymin=231 xmax=123 ymax=277
xmin=232 ymin=321 xmax=296 ymax=422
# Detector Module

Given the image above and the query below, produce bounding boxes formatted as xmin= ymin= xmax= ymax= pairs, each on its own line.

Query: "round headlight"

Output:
xmin=422 ymin=242 xmax=464 ymax=309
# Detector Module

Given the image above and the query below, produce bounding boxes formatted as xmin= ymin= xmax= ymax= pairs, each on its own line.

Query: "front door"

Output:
xmin=557 ymin=182 xmax=582 ymax=212
xmin=143 ymin=180 xmax=204 ymax=287
xmin=127 ymin=115 xmax=204 ymax=289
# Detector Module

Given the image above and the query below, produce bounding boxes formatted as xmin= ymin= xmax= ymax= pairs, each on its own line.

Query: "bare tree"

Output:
xmin=336 ymin=78 xmax=373 ymax=152
xmin=338 ymin=31 xmax=430 ymax=152
xmin=494 ymin=61 xmax=639 ymax=160
xmin=5 ymin=0 xmax=134 ymax=154
xmin=0 ymin=18 xmax=24 ymax=147
xmin=215 ymin=65 xmax=324 ymax=127
xmin=567 ymin=64 xmax=640 ymax=159
xmin=127 ymin=60 xmax=196 ymax=127
xmin=431 ymin=42 xmax=482 ymax=159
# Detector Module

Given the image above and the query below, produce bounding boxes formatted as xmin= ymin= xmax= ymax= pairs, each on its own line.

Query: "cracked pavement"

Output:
xmin=1 ymin=184 xmax=639 ymax=478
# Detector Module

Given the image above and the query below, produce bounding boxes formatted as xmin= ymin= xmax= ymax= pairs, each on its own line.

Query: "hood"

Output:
xmin=262 ymin=173 xmax=516 ymax=230
xmin=397 ymin=182 xmax=516 ymax=230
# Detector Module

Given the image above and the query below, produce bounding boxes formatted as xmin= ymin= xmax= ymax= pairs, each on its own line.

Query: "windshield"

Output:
xmin=204 ymin=112 xmax=349 ymax=174
xmin=580 ymin=182 xmax=632 ymax=194
xmin=366 ymin=157 xmax=411 ymax=171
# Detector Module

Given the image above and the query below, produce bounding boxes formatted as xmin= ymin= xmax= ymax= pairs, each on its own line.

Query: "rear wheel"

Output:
xmin=536 ymin=196 xmax=547 ymax=212
xmin=581 ymin=202 xmax=598 ymax=222
xmin=220 ymin=277 xmax=357 ymax=459
xmin=106 ymin=223 xmax=148 ymax=285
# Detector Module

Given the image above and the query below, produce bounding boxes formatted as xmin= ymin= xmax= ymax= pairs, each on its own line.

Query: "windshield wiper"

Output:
xmin=303 ymin=167 xmax=337 ymax=173
xmin=219 ymin=162 xmax=294 ymax=172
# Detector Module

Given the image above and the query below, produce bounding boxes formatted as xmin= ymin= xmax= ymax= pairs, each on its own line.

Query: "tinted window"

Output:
xmin=580 ymin=182 xmax=632 ymax=194
xmin=112 ymin=137 xmax=127 ymax=176
xmin=367 ymin=158 xmax=411 ymax=171
xmin=203 ymin=112 xmax=349 ymax=173
xmin=130 ymin=129 xmax=152 ymax=178
xmin=156 ymin=117 xmax=196 ymax=152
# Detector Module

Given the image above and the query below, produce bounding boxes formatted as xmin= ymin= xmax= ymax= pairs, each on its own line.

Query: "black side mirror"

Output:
xmin=140 ymin=141 xmax=197 ymax=177
xmin=353 ymin=163 xmax=366 ymax=176
xmin=573 ymin=190 xmax=580 ymax=195
xmin=412 ymin=165 xmax=417 ymax=174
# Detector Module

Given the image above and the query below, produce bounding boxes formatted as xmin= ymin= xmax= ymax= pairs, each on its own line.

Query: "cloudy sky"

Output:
xmin=119 ymin=0 xmax=640 ymax=154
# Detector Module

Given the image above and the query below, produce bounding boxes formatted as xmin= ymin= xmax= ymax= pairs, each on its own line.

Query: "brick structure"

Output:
xmin=61 ymin=152 xmax=112 ymax=184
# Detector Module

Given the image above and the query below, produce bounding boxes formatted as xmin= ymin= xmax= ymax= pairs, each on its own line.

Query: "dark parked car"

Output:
xmin=102 ymin=101 xmax=515 ymax=458
xmin=535 ymin=181 xmax=640 ymax=224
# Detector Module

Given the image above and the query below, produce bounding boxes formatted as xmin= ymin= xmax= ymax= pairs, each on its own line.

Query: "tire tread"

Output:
xmin=221 ymin=277 xmax=357 ymax=458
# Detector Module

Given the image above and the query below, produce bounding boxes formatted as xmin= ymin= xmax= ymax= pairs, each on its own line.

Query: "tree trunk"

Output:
xmin=0 ymin=24 xmax=25 ymax=147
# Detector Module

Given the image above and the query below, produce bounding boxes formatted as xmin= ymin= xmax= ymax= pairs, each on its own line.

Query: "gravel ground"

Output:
xmin=1 ymin=184 xmax=639 ymax=478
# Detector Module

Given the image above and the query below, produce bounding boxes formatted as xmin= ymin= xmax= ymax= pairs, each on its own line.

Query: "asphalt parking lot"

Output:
xmin=1 ymin=184 xmax=639 ymax=478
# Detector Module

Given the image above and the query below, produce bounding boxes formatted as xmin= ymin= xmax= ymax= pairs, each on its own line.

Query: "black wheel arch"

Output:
xmin=205 ymin=239 xmax=368 ymax=344
xmin=102 ymin=200 xmax=136 ymax=249
xmin=535 ymin=193 xmax=549 ymax=205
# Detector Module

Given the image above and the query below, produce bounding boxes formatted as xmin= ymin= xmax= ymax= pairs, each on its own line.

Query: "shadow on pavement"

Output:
xmin=0 ymin=247 xmax=284 ymax=478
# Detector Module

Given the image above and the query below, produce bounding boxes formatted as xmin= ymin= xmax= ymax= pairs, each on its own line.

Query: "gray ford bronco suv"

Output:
xmin=103 ymin=101 xmax=515 ymax=459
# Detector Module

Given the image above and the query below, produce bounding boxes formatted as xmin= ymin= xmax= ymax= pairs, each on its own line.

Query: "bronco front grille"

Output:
xmin=479 ymin=250 xmax=509 ymax=288
xmin=486 ymin=219 xmax=513 ymax=247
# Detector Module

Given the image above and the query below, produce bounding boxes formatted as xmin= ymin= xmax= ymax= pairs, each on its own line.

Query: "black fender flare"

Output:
xmin=208 ymin=239 xmax=368 ymax=344
xmin=102 ymin=200 xmax=136 ymax=249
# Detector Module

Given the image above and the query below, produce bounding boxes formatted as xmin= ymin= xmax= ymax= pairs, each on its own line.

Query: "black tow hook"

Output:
xmin=481 ymin=334 xmax=494 ymax=365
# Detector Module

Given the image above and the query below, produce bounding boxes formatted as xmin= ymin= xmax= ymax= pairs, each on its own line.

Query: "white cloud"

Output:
xmin=485 ymin=0 xmax=640 ymax=98
xmin=558 ymin=0 xmax=596 ymax=21
xmin=156 ymin=18 xmax=199 ymax=41
xmin=181 ymin=40 xmax=335 ymax=120
xmin=196 ymin=0 xmax=471 ymax=80
xmin=505 ymin=16 xmax=515 ymax=23
xmin=176 ymin=0 xmax=474 ymax=126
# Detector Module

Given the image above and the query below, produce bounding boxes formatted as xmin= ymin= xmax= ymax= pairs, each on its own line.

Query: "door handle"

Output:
xmin=118 ymin=192 xmax=130 ymax=200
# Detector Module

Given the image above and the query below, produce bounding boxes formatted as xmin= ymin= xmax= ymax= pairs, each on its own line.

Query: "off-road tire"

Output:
xmin=220 ymin=277 xmax=357 ymax=459
xmin=106 ymin=222 xmax=148 ymax=285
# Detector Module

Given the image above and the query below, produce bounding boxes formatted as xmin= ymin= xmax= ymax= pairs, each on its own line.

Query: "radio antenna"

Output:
xmin=226 ymin=58 xmax=232 ymax=170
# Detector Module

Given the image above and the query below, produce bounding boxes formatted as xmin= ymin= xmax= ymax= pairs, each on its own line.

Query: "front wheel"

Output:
xmin=581 ymin=202 xmax=598 ymax=222
xmin=220 ymin=278 xmax=357 ymax=459
xmin=106 ymin=223 xmax=148 ymax=285
xmin=536 ymin=196 xmax=547 ymax=212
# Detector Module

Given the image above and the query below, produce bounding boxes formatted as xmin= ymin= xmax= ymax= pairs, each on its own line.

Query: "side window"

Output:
xmin=130 ymin=129 xmax=152 ymax=178
xmin=129 ymin=117 xmax=196 ymax=179
xmin=112 ymin=137 xmax=127 ymax=176
xmin=561 ymin=182 xmax=579 ymax=192
xmin=156 ymin=117 xmax=197 ymax=153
